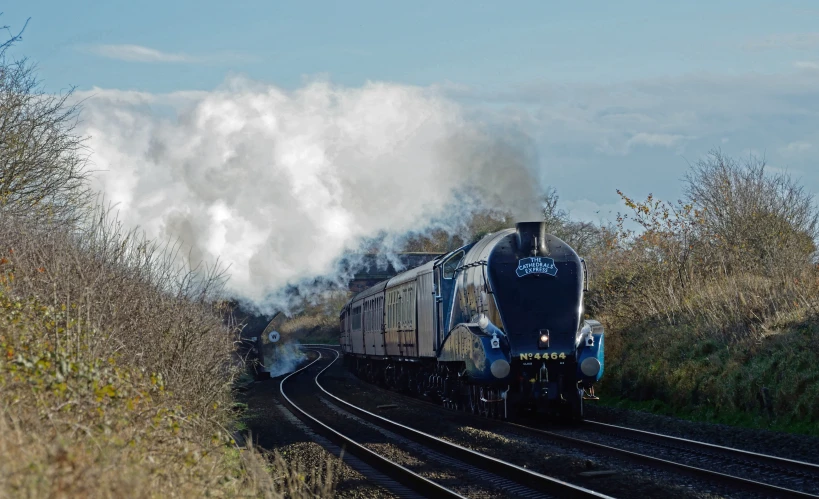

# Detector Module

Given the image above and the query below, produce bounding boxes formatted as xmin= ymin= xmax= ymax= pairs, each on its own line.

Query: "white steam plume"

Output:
xmin=262 ymin=341 xmax=307 ymax=378
xmin=78 ymin=77 xmax=543 ymax=311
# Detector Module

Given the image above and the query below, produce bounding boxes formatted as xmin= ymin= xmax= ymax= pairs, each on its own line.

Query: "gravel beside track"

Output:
xmin=241 ymin=343 xmax=818 ymax=498
xmin=318 ymin=351 xmax=716 ymax=498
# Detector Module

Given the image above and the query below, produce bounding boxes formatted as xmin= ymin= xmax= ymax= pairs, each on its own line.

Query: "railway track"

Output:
xmin=279 ymin=347 xmax=612 ymax=498
xmin=576 ymin=420 xmax=819 ymax=494
xmin=310 ymin=345 xmax=819 ymax=498
xmin=508 ymin=419 xmax=819 ymax=498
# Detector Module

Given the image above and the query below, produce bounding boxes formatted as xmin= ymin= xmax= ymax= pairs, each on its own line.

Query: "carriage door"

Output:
xmin=434 ymin=267 xmax=443 ymax=354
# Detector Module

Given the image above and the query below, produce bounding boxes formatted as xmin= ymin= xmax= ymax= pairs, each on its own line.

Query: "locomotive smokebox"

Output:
xmin=515 ymin=221 xmax=550 ymax=256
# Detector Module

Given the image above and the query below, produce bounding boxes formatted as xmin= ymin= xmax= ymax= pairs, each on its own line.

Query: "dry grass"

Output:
xmin=0 ymin=211 xmax=341 ymax=497
xmin=238 ymin=443 xmax=338 ymax=498
xmin=591 ymin=250 xmax=819 ymax=344
xmin=0 ymin=283 xmax=241 ymax=497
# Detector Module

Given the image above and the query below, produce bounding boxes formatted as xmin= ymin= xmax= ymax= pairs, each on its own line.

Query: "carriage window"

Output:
xmin=387 ymin=291 xmax=395 ymax=329
xmin=352 ymin=306 xmax=362 ymax=330
xmin=443 ymin=250 xmax=465 ymax=279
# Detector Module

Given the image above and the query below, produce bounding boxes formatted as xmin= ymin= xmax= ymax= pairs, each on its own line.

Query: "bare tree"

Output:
xmin=0 ymin=18 xmax=90 ymax=224
xmin=542 ymin=187 xmax=614 ymax=256
xmin=684 ymin=149 xmax=818 ymax=275
xmin=0 ymin=14 xmax=28 ymax=56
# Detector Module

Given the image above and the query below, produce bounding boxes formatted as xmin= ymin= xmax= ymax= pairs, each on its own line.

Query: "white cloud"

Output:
xmin=83 ymin=44 xmax=258 ymax=64
xmin=441 ymin=67 xmax=819 ymax=214
xmin=592 ymin=132 xmax=690 ymax=156
xmin=75 ymin=87 xmax=211 ymax=106
xmin=780 ymin=141 xmax=812 ymax=157
xmin=795 ymin=61 xmax=819 ymax=70
xmin=743 ymin=33 xmax=819 ymax=51
xmin=626 ymin=132 xmax=687 ymax=148
xmin=87 ymin=44 xmax=192 ymax=63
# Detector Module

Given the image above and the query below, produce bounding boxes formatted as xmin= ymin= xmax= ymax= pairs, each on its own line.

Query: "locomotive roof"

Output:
xmin=342 ymin=229 xmax=541 ymax=310
xmin=339 ymin=223 xmax=584 ymax=315
xmin=463 ymin=229 xmax=515 ymax=264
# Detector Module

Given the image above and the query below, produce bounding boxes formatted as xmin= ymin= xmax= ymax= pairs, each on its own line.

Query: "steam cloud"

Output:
xmin=78 ymin=77 xmax=543 ymax=311
xmin=261 ymin=341 xmax=307 ymax=378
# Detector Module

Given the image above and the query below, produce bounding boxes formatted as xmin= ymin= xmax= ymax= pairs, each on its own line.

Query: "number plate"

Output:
xmin=518 ymin=352 xmax=567 ymax=361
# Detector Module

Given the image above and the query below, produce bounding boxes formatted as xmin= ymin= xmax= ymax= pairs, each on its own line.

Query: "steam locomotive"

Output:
xmin=339 ymin=221 xmax=605 ymax=420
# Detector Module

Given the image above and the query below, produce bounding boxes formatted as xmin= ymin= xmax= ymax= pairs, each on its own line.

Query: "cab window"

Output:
xmin=442 ymin=250 xmax=465 ymax=279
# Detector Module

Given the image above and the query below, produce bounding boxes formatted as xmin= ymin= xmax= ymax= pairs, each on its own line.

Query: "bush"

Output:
xmin=684 ymin=150 xmax=817 ymax=276
xmin=605 ymin=149 xmax=819 ymax=341
xmin=0 ymin=286 xmax=240 ymax=497
xmin=278 ymin=290 xmax=352 ymax=343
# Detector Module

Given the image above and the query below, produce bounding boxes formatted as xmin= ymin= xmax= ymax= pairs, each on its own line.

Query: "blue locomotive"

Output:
xmin=340 ymin=221 xmax=605 ymax=420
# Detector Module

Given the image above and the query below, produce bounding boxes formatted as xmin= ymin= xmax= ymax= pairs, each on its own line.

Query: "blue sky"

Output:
xmin=4 ymin=1 xmax=819 ymax=224
xmin=7 ymin=1 xmax=819 ymax=91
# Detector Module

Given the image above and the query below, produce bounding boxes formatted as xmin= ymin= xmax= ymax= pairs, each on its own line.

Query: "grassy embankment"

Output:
xmin=0 ymin=26 xmax=337 ymax=497
xmin=585 ymin=152 xmax=819 ymax=435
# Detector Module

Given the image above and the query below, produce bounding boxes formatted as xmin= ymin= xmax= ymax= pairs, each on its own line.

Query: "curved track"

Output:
xmin=316 ymin=344 xmax=819 ymax=498
xmin=280 ymin=346 xmax=612 ymax=499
